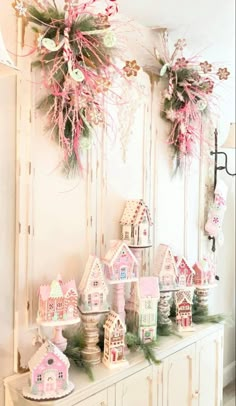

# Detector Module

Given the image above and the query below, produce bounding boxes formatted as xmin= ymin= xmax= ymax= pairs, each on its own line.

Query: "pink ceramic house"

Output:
xmin=155 ymin=244 xmax=179 ymax=291
xmin=175 ymin=256 xmax=195 ymax=287
xmin=120 ymin=199 xmax=153 ymax=246
xmin=174 ymin=289 xmax=194 ymax=331
xmin=102 ymin=311 xmax=128 ymax=369
xmin=78 ymin=255 xmax=109 ymax=313
xmin=103 ymin=240 xmax=138 ymax=283
xmin=193 ymin=258 xmax=216 ymax=286
xmin=126 ymin=277 xmax=160 ymax=343
xmin=37 ymin=276 xmax=79 ymax=322
xmin=22 ymin=340 xmax=74 ymax=400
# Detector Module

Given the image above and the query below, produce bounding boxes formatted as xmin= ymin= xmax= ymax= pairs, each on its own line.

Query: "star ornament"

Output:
xmin=13 ymin=0 xmax=27 ymax=16
xmin=217 ymin=67 xmax=230 ymax=80
xmin=123 ymin=60 xmax=140 ymax=77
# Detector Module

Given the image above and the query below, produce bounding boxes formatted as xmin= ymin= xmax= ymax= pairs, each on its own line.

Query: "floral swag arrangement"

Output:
xmin=13 ymin=0 xmax=140 ymax=172
xmin=155 ymin=38 xmax=230 ymax=170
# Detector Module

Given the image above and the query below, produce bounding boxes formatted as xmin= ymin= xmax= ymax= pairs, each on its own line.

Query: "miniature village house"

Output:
xmin=37 ymin=276 xmax=79 ymax=322
xmin=102 ymin=311 xmax=127 ymax=369
xmin=174 ymin=289 xmax=194 ymax=331
xmin=126 ymin=277 xmax=160 ymax=343
xmin=23 ymin=340 xmax=74 ymax=400
xmin=78 ymin=255 xmax=109 ymax=313
xmin=193 ymin=258 xmax=216 ymax=286
xmin=175 ymin=256 xmax=195 ymax=287
xmin=120 ymin=199 xmax=153 ymax=246
xmin=103 ymin=240 xmax=138 ymax=282
xmin=155 ymin=244 xmax=179 ymax=291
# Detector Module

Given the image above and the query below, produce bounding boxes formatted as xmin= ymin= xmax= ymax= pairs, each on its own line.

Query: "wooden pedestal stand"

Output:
xmin=37 ymin=317 xmax=81 ymax=352
xmin=79 ymin=311 xmax=108 ymax=366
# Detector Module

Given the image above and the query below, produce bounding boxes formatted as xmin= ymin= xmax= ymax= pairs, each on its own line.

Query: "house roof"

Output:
xmin=78 ymin=255 xmax=108 ymax=294
xmin=120 ymin=199 xmax=153 ymax=226
xmin=139 ymin=277 xmax=160 ymax=299
xmin=28 ymin=340 xmax=70 ymax=371
xmin=175 ymin=256 xmax=195 ymax=275
xmin=155 ymin=244 xmax=178 ymax=276
xmin=104 ymin=310 xmax=125 ymax=332
xmin=39 ymin=277 xmax=78 ymax=301
xmin=175 ymin=289 xmax=193 ymax=304
xmin=103 ymin=240 xmax=138 ymax=267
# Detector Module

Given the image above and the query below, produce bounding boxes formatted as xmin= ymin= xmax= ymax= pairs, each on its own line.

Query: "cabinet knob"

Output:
xmin=192 ymin=390 xmax=200 ymax=399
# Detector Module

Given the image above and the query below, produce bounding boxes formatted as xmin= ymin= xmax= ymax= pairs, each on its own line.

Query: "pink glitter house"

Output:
xmin=37 ymin=275 xmax=79 ymax=322
xmin=193 ymin=258 xmax=216 ymax=286
xmin=23 ymin=340 xmax=74 ymax=400
xmin=103 ymin=240 xmax=138 ymax=283
xmin=175 ymin=256 xmax=195 ymax=287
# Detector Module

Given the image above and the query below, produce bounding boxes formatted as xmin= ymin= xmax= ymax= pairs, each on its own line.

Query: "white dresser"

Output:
xmin=4 ymin=323 xmax=224 ymax=406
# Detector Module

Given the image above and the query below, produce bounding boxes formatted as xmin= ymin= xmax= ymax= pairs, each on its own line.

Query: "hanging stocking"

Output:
xmin=205 ymin=180 xmax=228 ymax=245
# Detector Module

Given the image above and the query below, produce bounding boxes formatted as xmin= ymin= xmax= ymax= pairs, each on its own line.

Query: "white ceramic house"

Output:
xmin=126 ymin=277 xmax=160 ymax=343
xmin=102 ymin=311 xmax=128 ymax=369
xmin=22 ymin=340 xmax=74 ymax=401
xmin=103 ymin=240 xmax=138 ymax=283
xmin=155 ymin=244 xmax=179 ymax=291
xmin=120 ymin=199 xmax=153 ymax=246
xmin=175 ymin=256 xmax=195 ymax=288
xmin=78 ymin=255 xmax=109 ymax=313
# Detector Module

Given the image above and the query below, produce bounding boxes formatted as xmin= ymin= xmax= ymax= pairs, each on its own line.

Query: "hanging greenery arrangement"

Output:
xmin=155 ymin=37 xmax=230 ymax=171
xmin=13 ymin=0 xmax=138 ymax=173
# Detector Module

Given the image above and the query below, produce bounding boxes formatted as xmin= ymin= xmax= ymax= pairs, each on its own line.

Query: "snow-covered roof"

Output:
xmin=155 ymin=244 xmax=178 ymax=276
xmin=175 ymin=256 xmax=195 ymax=275
xmin=78 ymin=255 xmax=108 ymax=294
xmin=103 ymin=240 xmax=138 ymax=266
xmin=175 ymin=290 xmax=193 ymax=305
xmin=139 ymin=277 xmax=160 ymax=299
xmin=104 ymin=310 xmax=125 ymax=332
xmin=28 ymin=340 xmax=70 ymax=371
xmin=39 ymin=277 xmax=78 ymax=301
xmin=120 ymin=199 xmax=153 ymax=226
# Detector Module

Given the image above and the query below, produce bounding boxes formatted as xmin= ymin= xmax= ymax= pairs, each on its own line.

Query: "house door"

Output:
xmin=67 ymin=305 xmax=74 ymax=319
xmin=43 ymin=371 xmax=57 ymax=393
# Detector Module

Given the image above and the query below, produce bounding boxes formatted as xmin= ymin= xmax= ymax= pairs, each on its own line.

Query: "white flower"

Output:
xmin=166 ymin=109 xmax=177 ymax=122
xmin=103 ymin=31 xmax=116 ymax=48
xmin=197 ymin=99 xmax=207 ymax=111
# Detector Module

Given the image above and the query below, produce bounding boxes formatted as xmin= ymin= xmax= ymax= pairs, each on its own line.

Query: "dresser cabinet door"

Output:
xmin=75 ymin=387 xmax=115 ymax=406
xmin=196 ymin=329 xmax=224 ymax=406
xmin=116 ymin=366 xmax=155 ymax=406
xmin=162 ymin=344 xmax=197 ymax=406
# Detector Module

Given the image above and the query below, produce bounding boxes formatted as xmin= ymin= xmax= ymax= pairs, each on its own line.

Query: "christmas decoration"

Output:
xmin=155 ymin=244 xmax=179 ymax=291
xmin=174 ymin=288 xmax=194 ymax=331
xmin=155 ymin=38 xmax=230 ymax=170
xmin=174 ymin=256 xmax=195 ymax=287
xmin=205 ymin=180 xmax=228 ymax=243
xmin=125 ymin=332 xmax=161 ymax=365
xmin=102 ymin=311 xmax=128 ymax=369
xmin=13 ymin=0 xmax=125 ymax=172
xmin=22 ymin=340 xmax=74 ymax=401
xmin=120 ymin=199 xmax=153 ymax=247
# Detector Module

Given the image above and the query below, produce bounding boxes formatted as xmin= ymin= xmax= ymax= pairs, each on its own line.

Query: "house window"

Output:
xmin=37 ymin=374 xmax=42 ymax=382
xmin=93 ymin=281 xmax=99 ymax=287
xmin=120 ymin=266 xmax=127 ymax=279
xmin=57 ymin=301 xmax=63 ymax=309
xmin=145 ymin=300 xmax=152 ymax=309
xmin=58 ymin=372 xmax=63 ymax=379
xmin=88 ymin=294 xmax=91 ymax=304
xmin=100 ymin=293 xmax=103 ymax=304
xmin=48 ymin=303 xmax=54 ymax=310
xmin=124 ymin=231 xmax=129 ymax=239
xmin=47 ymin=358 xmax=54 ymax=365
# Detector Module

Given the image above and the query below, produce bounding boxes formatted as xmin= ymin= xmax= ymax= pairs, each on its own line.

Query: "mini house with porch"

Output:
xmin=120 ymin=199 xmax=153 ymax=246
xmin=22 ymin=340 xmax=73 ymax=400
xmin=78 ymin=255 xmax=109 ymax=313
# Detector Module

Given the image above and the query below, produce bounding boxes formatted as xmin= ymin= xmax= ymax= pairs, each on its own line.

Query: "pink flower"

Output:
xmin=213 ymin=217 xmax=219 ymax=224
xmin=174 ymin=57 xmax=188 ymax=70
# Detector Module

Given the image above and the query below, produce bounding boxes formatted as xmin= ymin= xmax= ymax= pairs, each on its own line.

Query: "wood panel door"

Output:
xmin=196 ymin=330 xmax=224 ymax=406
xmin=163 ymin=344 xmax=197 ymax=406
xmin=116 ymin=365 xmax=155 ymax=406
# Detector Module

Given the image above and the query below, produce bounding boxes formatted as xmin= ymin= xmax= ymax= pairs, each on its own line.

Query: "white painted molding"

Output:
xmin=223 ymin=361 xmax=236 ymax=388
